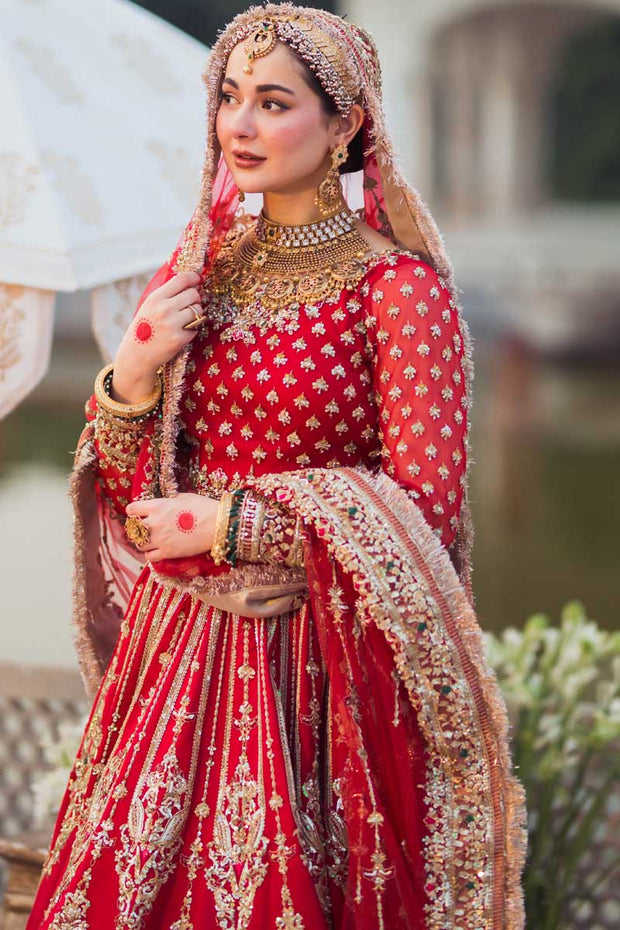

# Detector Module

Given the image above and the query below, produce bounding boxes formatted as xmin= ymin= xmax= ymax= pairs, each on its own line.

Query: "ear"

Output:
xmin=332 ymin=103 xmax=364 ymax=148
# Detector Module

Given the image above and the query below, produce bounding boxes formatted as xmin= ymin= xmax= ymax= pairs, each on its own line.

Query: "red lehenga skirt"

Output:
xmin=28 ymin=468 xmax=525 ymax=930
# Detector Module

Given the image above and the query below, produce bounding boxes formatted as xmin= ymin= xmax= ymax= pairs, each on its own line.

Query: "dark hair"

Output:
xmin=291 ymin=53 xmax=364 ymax=173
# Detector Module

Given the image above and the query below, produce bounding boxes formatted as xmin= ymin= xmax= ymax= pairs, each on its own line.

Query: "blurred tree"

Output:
xmin=550 ymin=18 xmax=620 ymax=201
xmin=132 ymin=0 xmax=336 ymax=46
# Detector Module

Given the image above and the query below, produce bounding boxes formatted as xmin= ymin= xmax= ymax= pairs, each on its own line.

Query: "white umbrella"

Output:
xmin=0 ymin=0 xmax=209 ymax=416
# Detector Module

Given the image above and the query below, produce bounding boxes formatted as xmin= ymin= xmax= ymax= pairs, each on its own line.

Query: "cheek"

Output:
xmin=215 ymin=109 xmax=225 ymax=142
xmin=215 ymin=107 xmax=233 ymax=146
xmin=264 ymin=114 xmax=324 ymax=158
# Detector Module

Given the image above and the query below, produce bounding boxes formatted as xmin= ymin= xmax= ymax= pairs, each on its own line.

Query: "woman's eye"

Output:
xmin=220 ymin=92 xmax=236 ymax=105
xmin=262 ymin=98 xmax=288 ymax=111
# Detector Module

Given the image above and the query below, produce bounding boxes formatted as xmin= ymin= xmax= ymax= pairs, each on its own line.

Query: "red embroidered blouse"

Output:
xmin=86 ymin=250 xmax=468 ymax=561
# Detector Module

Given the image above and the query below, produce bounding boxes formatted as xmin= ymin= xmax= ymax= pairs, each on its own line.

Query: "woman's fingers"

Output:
xmin=167 ymin=286 xmax=202 ymax=314
xmin=125 ymin=499 xmax=157 ymax=517
xmin=179 ymin=305 xmax=204 ymax=329
xmin=159 ymin=271 xmax=201 ymax=299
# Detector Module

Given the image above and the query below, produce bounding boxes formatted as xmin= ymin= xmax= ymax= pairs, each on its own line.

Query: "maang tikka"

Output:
xmin=242 ymin=20 xmax=277 ymax=74
xmin=315 ymin=142 xmax=348 ymax=217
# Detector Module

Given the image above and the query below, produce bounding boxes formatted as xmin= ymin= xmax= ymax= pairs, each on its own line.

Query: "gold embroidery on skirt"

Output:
xmin=205 ymin=617 xmax=269 ymax=928
xmin=113 ymin=596 xmax=215 ymax=928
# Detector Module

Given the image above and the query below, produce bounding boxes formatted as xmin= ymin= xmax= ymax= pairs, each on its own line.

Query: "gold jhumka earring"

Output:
xmin=238 ymin=190 xmax=246 ymax=202
xmin=315 ymin=142 xmax=348 ymax=217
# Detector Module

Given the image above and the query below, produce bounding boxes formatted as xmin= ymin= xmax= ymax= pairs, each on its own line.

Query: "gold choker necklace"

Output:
xmin=207 ymin=207 xmax=372 ymax=310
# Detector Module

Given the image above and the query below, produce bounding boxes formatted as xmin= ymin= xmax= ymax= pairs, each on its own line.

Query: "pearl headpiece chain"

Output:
xmin=211 ymin=5 xmax=379 ymax=116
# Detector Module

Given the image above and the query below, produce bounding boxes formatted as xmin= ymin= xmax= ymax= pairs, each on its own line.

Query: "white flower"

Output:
xmin=30 ymin=714 xmax=87 ymax=825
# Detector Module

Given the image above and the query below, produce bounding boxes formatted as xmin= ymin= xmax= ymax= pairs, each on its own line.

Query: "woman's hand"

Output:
xmin=111 ymin=271 xmax=204 ymax=405
xmin=125 ymin=493 xmax=219 ymax=562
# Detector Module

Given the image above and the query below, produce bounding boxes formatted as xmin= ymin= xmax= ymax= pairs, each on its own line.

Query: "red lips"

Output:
xmin=233 ymin=149 xmax=265 ymax=159
xmin=232 ymin=149 xmax=266 ymax=167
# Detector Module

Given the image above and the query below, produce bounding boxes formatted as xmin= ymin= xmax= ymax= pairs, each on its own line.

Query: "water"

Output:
xmin=470 ymin=341 xmax=620 ymax=632
xmin=0 ymin=338 xmax=617 ymax=670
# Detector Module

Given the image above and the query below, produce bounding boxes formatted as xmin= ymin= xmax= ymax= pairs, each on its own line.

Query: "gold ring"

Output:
xmin=125 ymin=515 xmax=150 ymax=549
xmin=183 ymin=304 xmax=207 ymax=331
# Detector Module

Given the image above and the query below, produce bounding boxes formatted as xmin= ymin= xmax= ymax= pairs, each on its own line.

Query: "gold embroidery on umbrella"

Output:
xmin=0 ymin=285 xmax=26 ymax=380
xmin=0 ymin=155 xmax=39 ymax=233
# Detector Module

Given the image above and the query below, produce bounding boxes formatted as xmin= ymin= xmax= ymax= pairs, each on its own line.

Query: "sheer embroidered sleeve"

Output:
xmin=84 ymin=391 xmax=161 ymax=517
xmin=362 ymin=253 xmax=469 ymax=552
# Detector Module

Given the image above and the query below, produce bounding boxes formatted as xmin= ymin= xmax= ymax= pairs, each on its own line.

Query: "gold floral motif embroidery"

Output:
xmin=256 ymin=625 xmax=306 ymax=929
xmin=114 ymin=751 xmax=190 ymax=929
xmin=169 ymin=623 xmax=230 ymax=930
xmin=48 ymin=867 xmax=92 ymax=930
xmin=206 ymin=619 xmax=269 ymax=928
xmin=206 ymin=758 xmax=269 ymax=928
xmin=326 ymin=799 xmax=348 ymax=887
xmin=94 ymin=402 xmax=160 ymax=474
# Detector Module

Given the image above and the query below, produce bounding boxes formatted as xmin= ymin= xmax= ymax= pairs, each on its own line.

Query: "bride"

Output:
xmin=28 ymin=5 xmax=526 ymax=928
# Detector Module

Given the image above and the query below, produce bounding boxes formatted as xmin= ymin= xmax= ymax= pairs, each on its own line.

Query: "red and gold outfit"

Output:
xmin=27 ymin=5 xmax=526 ymax=929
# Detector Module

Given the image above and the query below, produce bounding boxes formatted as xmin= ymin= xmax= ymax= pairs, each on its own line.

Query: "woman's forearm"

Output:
xmin=110 ymin=354 xmax=160 ymax=406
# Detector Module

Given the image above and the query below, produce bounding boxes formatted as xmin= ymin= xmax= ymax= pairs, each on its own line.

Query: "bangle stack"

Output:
xmin=208 ymin=489 xmax=305 ymax=569
xmin=236 ymin=492 xmax=265 ymax=562
xmin=224 ymin=489 xmax=247 ymax=567
xmin=210 ymin=492 xmax=234 ymax=565
xmin=92 ymin=363 xmax=162 ymax=474
xmin=94 ymin=363 xmax=163 ymax=422
xmin=209 ymin=490 xmax=247 ymax=566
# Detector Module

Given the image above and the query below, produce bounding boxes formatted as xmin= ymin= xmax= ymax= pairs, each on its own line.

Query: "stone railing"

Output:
xmin=0 ymin=662 xmax=87 ymax=926
xmin=0 ymin=662 xmax=87 ymax=839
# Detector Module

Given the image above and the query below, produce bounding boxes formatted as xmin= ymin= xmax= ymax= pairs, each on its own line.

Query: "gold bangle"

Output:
xmin=94 ymin=363 xmax=162 ymax=420
xmin=236 ymin=492 xmax=263 ymax=562
xmin=210 ymin=492 xmax=234 ymax=565
xmin=287 ymin=515 xmax=305 ymax=568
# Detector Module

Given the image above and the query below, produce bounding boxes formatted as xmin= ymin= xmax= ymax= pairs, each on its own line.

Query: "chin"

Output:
xmin=228 ymin=172 xmax=268 ymax=196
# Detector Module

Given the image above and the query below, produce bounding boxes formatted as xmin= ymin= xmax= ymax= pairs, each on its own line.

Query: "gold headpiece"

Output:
xmin=212 ymin=8 xmax=369 ymax=115
xmin=242 ymin=20 xmax=277 ymax=74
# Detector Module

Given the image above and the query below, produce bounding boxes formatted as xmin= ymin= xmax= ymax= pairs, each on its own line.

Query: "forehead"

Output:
xmin=224 ymin=39 xmax=308 ymax=89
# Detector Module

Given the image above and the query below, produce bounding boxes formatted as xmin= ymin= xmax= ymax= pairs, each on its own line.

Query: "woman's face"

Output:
xmin=215 ymin=40 xmax=336 ymax=198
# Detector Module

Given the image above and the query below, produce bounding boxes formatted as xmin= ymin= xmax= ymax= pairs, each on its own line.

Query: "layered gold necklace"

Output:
xmin=207 ymin=205 xmax=372 ymax=311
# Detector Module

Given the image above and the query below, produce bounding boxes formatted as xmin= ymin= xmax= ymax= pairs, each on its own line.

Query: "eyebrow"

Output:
xmin=222 ymin=77 xmax=296 ymax=95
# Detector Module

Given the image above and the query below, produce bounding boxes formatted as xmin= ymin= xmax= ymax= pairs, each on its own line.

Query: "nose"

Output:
xmin=231 ymin=102 xmax=257 ymax=141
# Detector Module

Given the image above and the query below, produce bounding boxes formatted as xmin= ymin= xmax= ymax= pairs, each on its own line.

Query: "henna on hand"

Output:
xmin=133 ymin=319 xmax=155 ymax=344
xmin=175 ymin=510 xmax=197 ymax=534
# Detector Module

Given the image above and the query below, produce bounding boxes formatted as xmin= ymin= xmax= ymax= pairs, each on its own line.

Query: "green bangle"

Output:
xmin=224 ymin=489 xmax=247 ymax=567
